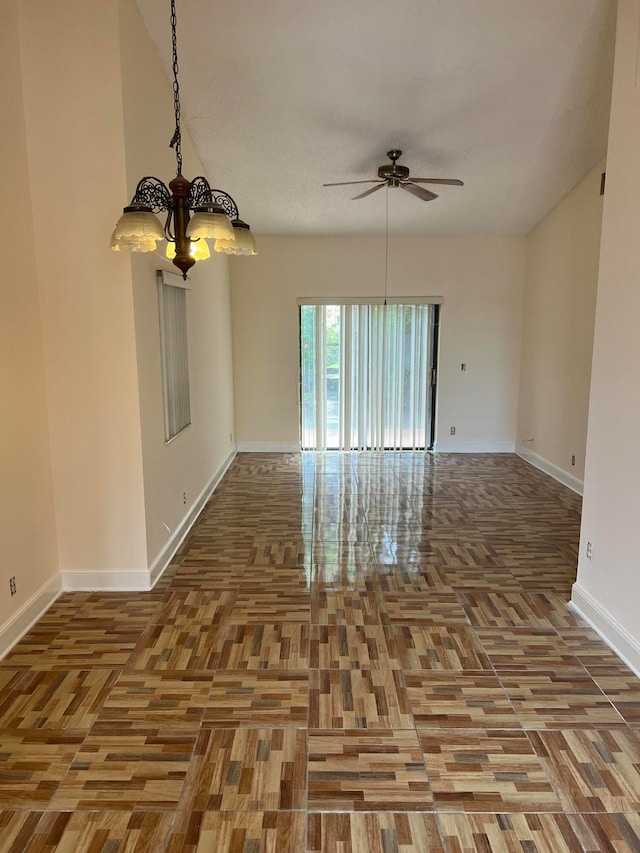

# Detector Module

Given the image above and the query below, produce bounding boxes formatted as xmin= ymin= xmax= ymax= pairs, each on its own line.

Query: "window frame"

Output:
xmin=157 ymin=270 xmax=192 ymax=443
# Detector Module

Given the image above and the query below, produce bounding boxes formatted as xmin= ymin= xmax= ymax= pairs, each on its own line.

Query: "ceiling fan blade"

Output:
xmin=409 ymin=178 xmax=464 ymax=186
xmin=352 ymin=183 xmax=387 ymax=200
xmin=323 ymin=180 xmax=384 ymax=187
xmin=401 ymin=183 xmax=438 ymax=202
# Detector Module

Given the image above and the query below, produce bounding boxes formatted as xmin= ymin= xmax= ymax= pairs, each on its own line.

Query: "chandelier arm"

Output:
xmin=209 ymin=189 xmax=239 ymax=220
xmin=129 ymin=177 xmax=172 ymax=213
xmin=187 ymin=176 xmax=215 ymax=209
xmin=164 ymin=209 xmax=175 ymax=242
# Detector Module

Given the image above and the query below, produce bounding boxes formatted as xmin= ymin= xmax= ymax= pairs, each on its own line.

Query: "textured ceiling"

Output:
xmin=136 ymin=0 xmax=616 ymax=236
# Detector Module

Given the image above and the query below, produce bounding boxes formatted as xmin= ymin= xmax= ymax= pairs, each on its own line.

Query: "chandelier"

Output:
xmin=110 ymin=0 xmax=257 ymax=279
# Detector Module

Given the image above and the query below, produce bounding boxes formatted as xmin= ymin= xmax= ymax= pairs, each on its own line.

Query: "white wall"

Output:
xmin=18 ymin=0 xmax=148 ymax=578
xmin=517 ymin=161 xmax=604 ymax=489
xmin=230 ymin=235 xmax=526 ymax=451
xmin=119 ymin=1 xmax=236 ymax=574
xmin=572 ymin=0 xmax=640 ymax=673
xmin=0 ymin=0 xmax=60 ymax=633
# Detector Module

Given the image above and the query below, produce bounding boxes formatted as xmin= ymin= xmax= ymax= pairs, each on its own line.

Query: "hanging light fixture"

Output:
xmin=110 ymin=0 xmax=257 ymax=278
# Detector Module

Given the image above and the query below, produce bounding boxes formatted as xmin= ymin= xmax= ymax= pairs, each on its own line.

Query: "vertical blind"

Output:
xmin=158 ymin=272 xmax=191 ymax=441
xmin=300 ymin=302 xmax=438 ymax=451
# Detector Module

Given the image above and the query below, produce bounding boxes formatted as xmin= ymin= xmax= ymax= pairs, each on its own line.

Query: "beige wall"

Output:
xmin=231 ymin=236 xmax=526 ymax=450
xmin=517 ymin=161 xmax=604 ymax=484
xmin=119 ymin=0 xmax=236 ymax=569
xmin=574 ymin=0 xmax=640 ymax=664
xmin=18 ymin=0 xmax=148 ymax=574
xmin=0 ymin=0 xmax=59 ymax=626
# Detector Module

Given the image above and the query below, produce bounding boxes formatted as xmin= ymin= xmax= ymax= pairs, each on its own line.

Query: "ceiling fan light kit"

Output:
xmin=324 ymin=149 xmax=463 ymax=203
xmin=110 ymin=0 xmax=257 ymax=279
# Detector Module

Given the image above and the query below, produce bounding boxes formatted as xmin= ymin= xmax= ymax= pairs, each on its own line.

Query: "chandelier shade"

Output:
xmin=110 ymin=0 xmax=256 ymax=278
xmin=216 ymin=219 xmax=258 ymax=256
xmin=186 ymin=206 xmax=235 ymax=242
xmin=110 ymin=206 xmax=165 ymax=253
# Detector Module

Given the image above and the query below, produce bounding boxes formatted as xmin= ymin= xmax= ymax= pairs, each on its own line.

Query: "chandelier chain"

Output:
xmin=169 ymin=0 xmax=182 ymax=174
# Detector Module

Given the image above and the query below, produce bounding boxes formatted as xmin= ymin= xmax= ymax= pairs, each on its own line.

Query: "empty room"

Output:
xmin=2 ymin=0 xmax=640 ymax=850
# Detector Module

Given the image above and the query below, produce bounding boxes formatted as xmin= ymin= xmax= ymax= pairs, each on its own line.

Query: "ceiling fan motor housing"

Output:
xmin=378 ymin=163 xmax=409 ymax=182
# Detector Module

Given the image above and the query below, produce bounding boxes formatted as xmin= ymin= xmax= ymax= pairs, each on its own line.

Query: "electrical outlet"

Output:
xmin=450 ymin=426 xmax=456 ymax=435
xmin=461 ymin=363 xmax=467 ymax=372
xmin=182 ymin=492 xmax=187 ymax=505
xmin=9 ymin=576 xmax=16 ymax=596
xmin=586 ymin=541 xmax=593 ymax=560
xmin=571 ymin=454 xmax=576 ymax=467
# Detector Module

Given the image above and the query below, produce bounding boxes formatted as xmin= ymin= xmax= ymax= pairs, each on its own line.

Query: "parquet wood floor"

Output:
xmin=2 ymin=451 xmax=640 ymax=851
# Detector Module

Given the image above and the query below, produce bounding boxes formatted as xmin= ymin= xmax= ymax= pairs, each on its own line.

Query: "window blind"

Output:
xmin=157 ymin=271 xmax=191 ymax=441
xmin=300 ymin=302 xmax=438 ymax=451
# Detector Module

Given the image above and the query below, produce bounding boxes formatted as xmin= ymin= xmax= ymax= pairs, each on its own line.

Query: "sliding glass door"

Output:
xmin=300 ymin=301 xmax=439 ymax=451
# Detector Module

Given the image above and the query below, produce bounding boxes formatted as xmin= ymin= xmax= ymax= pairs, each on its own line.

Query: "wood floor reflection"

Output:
xmin=2 ymin=451 xmax=640 ymax=851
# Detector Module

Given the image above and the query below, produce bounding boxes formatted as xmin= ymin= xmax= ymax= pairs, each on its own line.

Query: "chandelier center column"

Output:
xmin=169 ymin=174 xmax=195 ymax=277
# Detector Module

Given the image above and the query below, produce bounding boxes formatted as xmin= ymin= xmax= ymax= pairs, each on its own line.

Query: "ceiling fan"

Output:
xmin=323 ymin=149 xmax=463 ymax=202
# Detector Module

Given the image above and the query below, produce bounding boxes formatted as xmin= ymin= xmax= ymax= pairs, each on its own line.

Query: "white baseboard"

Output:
xmin=435 ymin=441 xmax=516 ymax=454
xmin=61 ymin=568 xmax=153 ymax=592
xmin=237 ymin=442 xmax=301 ymax=453
xmin=570 ymin=583 xmax=640 ymax=678
xmin=516 ymin=445 xmax=583 ymax=495
xmin=148 ymin=449 xmax=236 ymax=588
xmin=0 ymin=573 xmax=62 ymax=660
xmin=62 ymin=450 xmax=237 ymax=593
xmin=238 ymin=441 xmax=515 ymax=454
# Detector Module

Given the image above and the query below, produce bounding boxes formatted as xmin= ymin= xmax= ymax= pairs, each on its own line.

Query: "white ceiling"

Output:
xmin=136 ymin=0 xmax=616 ymax=236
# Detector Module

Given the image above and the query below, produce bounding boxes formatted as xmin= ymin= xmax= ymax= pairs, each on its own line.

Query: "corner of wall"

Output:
xmin=571 ymin=583 xmax=640 ymax=678
xmin=0 ymin=575 xmax=62 ymax=661
xmin=516 ymin=445 xmax=584 ymax=495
